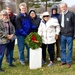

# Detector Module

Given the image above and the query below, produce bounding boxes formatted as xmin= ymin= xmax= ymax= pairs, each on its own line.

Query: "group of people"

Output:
xmin=0 ymin=2 xmax=75 ymax=72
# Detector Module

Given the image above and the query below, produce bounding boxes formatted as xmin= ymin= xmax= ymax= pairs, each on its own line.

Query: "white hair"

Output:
xmin=59 ymin=2 xmax=68 ymax=7
xmin=0 ymin=9 xmax=9 ymax=19
xmin=0 ymin=9 xmax=8 ymax=15
xmin=19 ymin=2 xmax=27 ymax=8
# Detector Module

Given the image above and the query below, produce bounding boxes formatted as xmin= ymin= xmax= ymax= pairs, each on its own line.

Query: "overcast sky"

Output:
xmin=62 ymin=0 xmax=75 ymax=7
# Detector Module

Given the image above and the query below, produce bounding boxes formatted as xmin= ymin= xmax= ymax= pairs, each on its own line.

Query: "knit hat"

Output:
xmin=29 ymin=10 xmax=36 ymax=15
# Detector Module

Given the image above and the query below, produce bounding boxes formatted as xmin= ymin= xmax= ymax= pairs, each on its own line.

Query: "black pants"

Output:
xmin=42 ymin=43 xmax=54 ymax=62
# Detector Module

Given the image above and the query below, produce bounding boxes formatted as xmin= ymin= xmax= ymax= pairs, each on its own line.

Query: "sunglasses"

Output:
xmin=43 ymin=15 xmax=49 ymax=17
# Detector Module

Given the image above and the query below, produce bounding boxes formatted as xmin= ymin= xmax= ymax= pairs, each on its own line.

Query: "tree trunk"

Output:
xmin=0 ymin=1 xmax=3 ymax=11
xmin=45 ymin=0 xmax=47 ymax=11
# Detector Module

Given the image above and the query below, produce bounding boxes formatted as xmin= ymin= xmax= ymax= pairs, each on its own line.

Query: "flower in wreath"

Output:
xmin=25 ymin=32 xmax=42 ymax=49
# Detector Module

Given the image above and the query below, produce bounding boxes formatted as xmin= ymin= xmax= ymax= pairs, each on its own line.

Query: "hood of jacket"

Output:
xmin=51 ymin=4 xmax=58 ymax=14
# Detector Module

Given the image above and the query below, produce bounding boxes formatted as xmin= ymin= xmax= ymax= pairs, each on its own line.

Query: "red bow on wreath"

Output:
xmin=31 ymin=35 xmax=39 ymax=43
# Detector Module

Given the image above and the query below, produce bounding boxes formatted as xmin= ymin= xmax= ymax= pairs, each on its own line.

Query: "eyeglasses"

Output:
xmin=43 ymin=15 xmax=49 ymax=17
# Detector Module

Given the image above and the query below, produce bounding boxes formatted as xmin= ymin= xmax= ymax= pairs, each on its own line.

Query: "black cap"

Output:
xmin=29 ymin=10 xmax=36 ymax=15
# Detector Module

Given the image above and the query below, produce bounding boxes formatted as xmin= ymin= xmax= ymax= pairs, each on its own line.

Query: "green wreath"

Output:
xmin=25 ymin=32 xmax=42 ymax=49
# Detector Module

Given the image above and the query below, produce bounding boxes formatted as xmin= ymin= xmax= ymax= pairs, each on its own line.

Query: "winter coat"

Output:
xmin=51 ymin=13 xmax=60 ymax=20
xmin=58 ymin=11 xmax=75 ymax=37
xmin=9 ymin=13 xmax=16 ymax=29
xmin=15 ymin=12 xmax=36 ymax=36
xmin=0 ymin=20 xmax=15 ymax=44
xmin=30 ymin=16 xmax=41 ymax=32
xmin=38 ymin=18 xmax=60 ymax=44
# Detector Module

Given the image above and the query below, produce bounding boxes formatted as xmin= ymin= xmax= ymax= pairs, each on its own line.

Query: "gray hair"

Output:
xmin=59 ymin=2 xmax=68 ymax=7
xmin=19 ymin=2 xmax=27 ymax=8
xmin=0 ymin=10 xmax=8 ymax=19
xmin=0 ymin=9 xmax=8 ymax=15
xmin=6 ymin=5 xmax=12 ymax=9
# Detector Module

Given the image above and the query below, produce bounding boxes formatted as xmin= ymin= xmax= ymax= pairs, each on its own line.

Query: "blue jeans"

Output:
xmin=6 ymin=41 xmax=15 ymax=65
xmin=0 ymin=44 xmax=6 ymax=68
xmin=17 ymin=36 xmax=29 ymax=62
xmin=60 ymin=35 xmax=73 ymax=64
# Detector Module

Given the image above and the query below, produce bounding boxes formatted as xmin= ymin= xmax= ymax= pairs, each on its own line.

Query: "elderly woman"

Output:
xmin=0 ymin=10 xmax=15 ymax=72
xmin=38 ymin=12 xmax=60 ymax=66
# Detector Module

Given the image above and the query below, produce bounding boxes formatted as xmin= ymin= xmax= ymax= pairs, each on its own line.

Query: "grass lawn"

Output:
xmin=0 ymin=40 xmax=75 ymax=75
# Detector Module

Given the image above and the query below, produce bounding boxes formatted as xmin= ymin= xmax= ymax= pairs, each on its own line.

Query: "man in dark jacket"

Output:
xmin=15 ymin=3 xmax=35 ymax=65
xmin=51 ymin=4 xmax=61 ymax=61
xmin=59 ymin=3 xmax=75 ymax=68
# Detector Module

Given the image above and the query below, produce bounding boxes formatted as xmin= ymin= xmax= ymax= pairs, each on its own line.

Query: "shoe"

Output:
xmin=20 ymin=61 xmax=25 ymax=65
xmin=57 ymin=57 xmax=61 ymax=61
xmin=59 ymin=62 xmax=66 ymax=66
xmin=66 ymin=63 xmax=71 ymax=68
xmin=9 ymin=64 xmax=16 ymax=67
xmin=42 ymin=60 xmax=46 ymax=65
xmin=48 ymin=61 xmax=53 ymax=66
xmin=0 ymin=68 xmax=4 ymax=72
